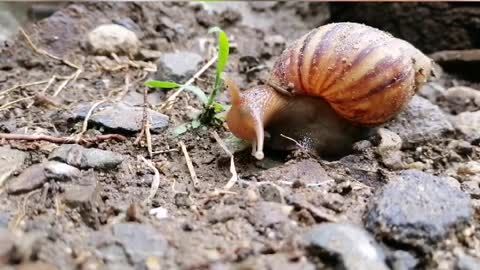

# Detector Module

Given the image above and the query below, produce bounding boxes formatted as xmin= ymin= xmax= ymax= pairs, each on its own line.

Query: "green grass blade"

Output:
xmin=145 ymin=81 xmax=180 ymax=89
xmin=208 ymin=26 xmax=229 ymax=77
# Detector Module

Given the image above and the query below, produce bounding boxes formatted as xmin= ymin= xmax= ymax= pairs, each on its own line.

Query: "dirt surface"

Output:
xmin=0 ymin=2 xmax=479 ymax=270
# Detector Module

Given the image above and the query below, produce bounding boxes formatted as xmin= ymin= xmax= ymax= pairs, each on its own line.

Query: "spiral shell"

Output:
xmin=268 ymin=22 xmax=433 ymax=125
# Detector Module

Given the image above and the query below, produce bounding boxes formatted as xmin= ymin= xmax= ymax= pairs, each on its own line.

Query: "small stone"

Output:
xmin=448 ymin=140 xmax=474 ymax=156
xmin=7 ymin=164 xmax=47 ymax=195
xmin=366 ymin=170 xmax=473 ymax=245
xmin=87 ymin=24 xmax=140 ymax=56
xmin=444 ymin=86 xmax=480 ymax=114
xmin=63 ymin=179 xmax=101 ymax=227
xmin=139 ymin=49 xmax=163 ymax=60
xmin=303 ymin=223 xmax=389 ymax=270
xmin=456 ymin=253 xmax=480 ymax=270
xmin=72 ymin=102 xmax=169 ymax=134
xmin=352 ymin=140 xmax=373 ymax=153
xmin=384 ymin=96 xmax=454 ymax=148
xmin=0 ymin=228 xmax=14 ymax=264
xmin=0 ymin=146 xmax=27 ymax=187
xmin=257 ymin=159 xmax=333 ymax=186
xmin=149 ymin=207 xmax=169 ymax=220
xmin=375 ymin=128 xmax=404 ymax=170
xmin=44 ymin=161 xmax=80 ymax=182
xmin=461 ymin=180 xmax=480 ymax=199
xmin=49 ymin=144 xmax=123 ymax=170
xmin=417 ymin=82 xmax=445 ymax=104
xmin=452 ymin=111 xmax=480 ymax=143
xmin=388 ymin=250 xmax=418 ymax=270
xmin=0 ymin=212 xmax=11 ymax=228
xmin=247 ymin=201 xmax=293 ymax=228
xmin=458 ymin=161 xmax=480 ymax=177
xmin=112 ymin=223 xmax=168 ymax=266
xmin=156 ymin=52 xmax=203 ymax=82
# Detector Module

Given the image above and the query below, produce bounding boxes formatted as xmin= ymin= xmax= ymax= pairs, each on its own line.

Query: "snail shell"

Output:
xmin=268 ymin=22 xmax=433 ymax=125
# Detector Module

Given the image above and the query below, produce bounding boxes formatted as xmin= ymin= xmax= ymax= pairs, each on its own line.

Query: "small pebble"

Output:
xmin=87 ymin=24 xmax=140 ymax=56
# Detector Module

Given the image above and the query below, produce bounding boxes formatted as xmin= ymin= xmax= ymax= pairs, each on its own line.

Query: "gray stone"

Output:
xmin=444 ymin=86 xmax=480 ymax=114
xmin=63 ymin=179 xmax=101 ymax=228
xmin=87 ymin=24 xmax=140 ymax=56
xmin=417 ymin=82 xmax=445 ymax=103
xmin=388 ymin=250 xmax=418 ymax=270
xmin=156 ymin=52 xmax=203 ymax=82
xmin=44 ymin=161 xmax=80 ymax=182
xmin=366 ymin=170 xmax=473 ymax=245
xmin=49 ymin=144 xmax=123 ymax=170
xmin=247 ymin=201 xmax=293 ymax=228
xmin=375 ymin=128 xmax=404 ymax=170
xmin=303 ymin=223 xmax=388 ymax=270
xmin=6 ymin=164 xmax=47 ymax=195
xmin=0 ymin=146 xmax=27 ymax=187
xmin=0 ymin=212 xmax=11 ymax=228
xmin=456 ymin=253 xmax=480 ymax=270
xmin=112 ymin=223 xmax=168 ymax=266
xmin=73 ymin=102 xmax=169 ymax=134
xmin=452 ymin=111 xmax=480 ymax=143
xmin=384 ymin=96 xmax=454 ymax=148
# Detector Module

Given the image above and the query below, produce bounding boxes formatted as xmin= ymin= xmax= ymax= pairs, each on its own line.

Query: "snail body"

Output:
xmin=226 ymin=22 xmax=433 ymax=160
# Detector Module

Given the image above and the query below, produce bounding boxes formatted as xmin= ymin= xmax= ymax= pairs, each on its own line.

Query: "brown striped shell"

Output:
xmin=268 ymin=22 xmax=433 ymax=125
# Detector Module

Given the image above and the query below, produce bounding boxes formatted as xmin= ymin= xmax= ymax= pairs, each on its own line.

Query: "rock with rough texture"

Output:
xmin=0 ymin=146 xmax=27 ymax=187
xmin=303 ymin=223 xmax=389 ymax=270
xmin=452 ymin=111 xmax=480 ymax=143
xmin=456 ymin=253 xmax=480 ymax=270
xmin=49 ymin=144 xmax=123 ymax=170
xmin=72 ymin=102 xmax=169 ymax=134
xmin=247 ymin=201 xmax=293 ymax=228
xmin=384 ymin=96 xmax=454 ymax=148
xmin=444 ymin=86 xmax=480 ymax=113
xmin=388 ymin=250 xmax=418 ymax=270
xmin=375 ymin=128 xmax=404 ymax=170
xmin=6 ymin=164 xmax=47 ymax=195
xmin=112 ymin=223 xmax=168 ymax=266
xmin=63 ymin=178 xmax=101 ymax=227
xmin=156 ymin=52 xmax=203 ymax=82
xmin=87 ymin=24 xmax=140 ymax=56
xmin=366 ymin=170 xmax=473 ymax=245
xmin=44 ymin=161 xmax=80 ymax=182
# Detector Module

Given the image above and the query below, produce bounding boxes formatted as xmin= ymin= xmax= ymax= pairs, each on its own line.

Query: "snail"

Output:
xmin=225 ymin=22 xmax=433 ymax=160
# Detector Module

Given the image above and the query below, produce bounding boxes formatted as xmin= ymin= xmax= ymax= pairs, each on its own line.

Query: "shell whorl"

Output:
xmin=268 ymin=22 xmax=432 ymax=126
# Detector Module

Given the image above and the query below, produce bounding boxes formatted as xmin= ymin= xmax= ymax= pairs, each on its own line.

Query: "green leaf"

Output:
xmin=213 ymin=102 xmax=225 ymax=113
xmin=208 ymin=27 xmax=230 ymax=77
xmin=173 ymin=123 xmax=189 ymax=137
xmin=145 ymin=81 xmax=180 ymax=89
xmin=191 ymin=119 xmax=201 ymax=129
xmin=183 ymin=85 xmax=208 ymax=104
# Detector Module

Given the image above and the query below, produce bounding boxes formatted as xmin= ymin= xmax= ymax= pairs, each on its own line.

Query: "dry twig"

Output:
xmin=138 ymin=155 xmax=161 ymax=205
xmin=0 ymin=133 xmax=126 ymax=146
xmin=179 ymin=141 xmax=199 ymax=190
xmin=212 ymin=131 xmax=239 ymax=190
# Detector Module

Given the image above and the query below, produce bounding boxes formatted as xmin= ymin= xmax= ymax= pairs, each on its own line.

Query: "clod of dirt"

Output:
xmin=88 ymin=223 xmax=168 ymax=269
xmin=87 ymin=24 xmax=140 ymax=56
xmin=6 ymin=164 xmax=47 ymax=195
xmin=72 ymin=102 xmax=169 ymax=134
xmin=303 ymin=222 xmax=389 ymax=270
xmin=62 ymin=178 xmax=101 ymax=228
xmin=375 ymin=128 xmax=404 ymax=170
xmin=456 ymin=253 xmax=480 ymax=270
xmin=384 ymin=96 xmax=454 ymax=148
xmin=0 ymin=146 xmax=27 ymax=187
xmin=155 ymin=51 xmax=203 ymax=82
xmin=49 ymin=144 xmax=123 ymax=170
xmin=366 ymin=170 xmax=473 ymax=246
xmin=451 ymin=111 xmax=480 ymax=143
xmin=44 ymin=161 xmax=80 ymax=182
xmin=0 ymin=228 xmax=14 ymax=264
xmin=387 ymin=250 xmax=418 ymax=270
xmin=247 ymin=201 xmax=293 ymax=229
xmin=443 ymin=86 xmax=480 ymax=114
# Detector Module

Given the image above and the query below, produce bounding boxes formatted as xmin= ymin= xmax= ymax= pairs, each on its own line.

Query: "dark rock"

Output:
xmin=384 ymin=96 xmax=454 ymax=148
xmin=387 ymin=250 xmax=418 ymax=270
xmin=7 ymin=164 xmax=47 ymax=195
xmin=44 ymin=161 xmax=80 ymax=182
xmin=87 ymin=24 xmax=140 ymax=56
xmin=303 ymin=223 xmax=388 ymax=270
xmin=112 ymin=223 xmax=168 ymax=266
xmin=49 ymin=144 xmax=123 ymax=170
xmin=366 ymin=170 xmax=473 ymax=245
xmin=0 ymin=146 xmax=27 ymax=187
xmin=72 ymin=102 xmax=169 ymax=134
xmin=452 ymin=111 xmax=480 ymax=143
xmin=456 ymin=253 xmax=480 ymax=270
xmin=0 ymin=228 xmax=14 ymax=264
xmin=156 ymin=51 xmax=203 ymax=82
xmin=247 ymin=201 xmax=293 ymax=228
